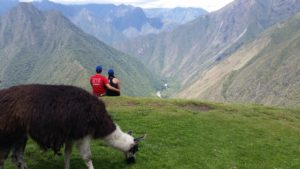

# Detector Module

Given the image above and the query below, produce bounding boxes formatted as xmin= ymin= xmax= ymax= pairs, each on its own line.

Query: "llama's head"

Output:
xmin=104 ymin=126 xmax=145 ymax=164
xmin=125 ymin=131 xmax=145 ymax=164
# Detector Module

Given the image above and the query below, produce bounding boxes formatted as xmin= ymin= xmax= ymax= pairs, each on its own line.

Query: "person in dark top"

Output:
xmin=106 ymin=69 xmax=120 ymax=96
xmin=90 ymin=66 xmax=119 ymax=97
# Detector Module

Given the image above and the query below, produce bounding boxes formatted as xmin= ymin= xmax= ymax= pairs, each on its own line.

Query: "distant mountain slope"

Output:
xmin=32 ymin=1 xmax=164 ymax=43
xmin=144 ymin=7 xmax=208 ymax=25
xmin=178 ymin=12 xmax=300 ymax=106
xmin=0 ymin=0 xmax=207 ymax=45
xmin=0 ymin=3 xmax=159 ymax=96
xmin=116 ymin=0 xmax=300 ymax=92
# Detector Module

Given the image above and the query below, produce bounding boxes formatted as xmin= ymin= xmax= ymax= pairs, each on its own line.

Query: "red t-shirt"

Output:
xmin=90 ymin=74 xmax=109 ymax=96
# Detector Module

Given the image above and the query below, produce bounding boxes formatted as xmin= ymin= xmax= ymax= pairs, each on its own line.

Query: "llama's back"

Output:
xmin=0 ymin=84 xmax=116 ymax=153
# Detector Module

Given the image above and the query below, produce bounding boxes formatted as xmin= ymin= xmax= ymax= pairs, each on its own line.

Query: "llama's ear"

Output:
xmin=134 ymin=135 xmax=146 ymax=142
xmin=128 ymin=130 xmax=133 ymax=135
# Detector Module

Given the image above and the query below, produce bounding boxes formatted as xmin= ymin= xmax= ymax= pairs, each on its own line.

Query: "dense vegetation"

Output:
xmin=4 ymin=97 xmax=300 ymax=169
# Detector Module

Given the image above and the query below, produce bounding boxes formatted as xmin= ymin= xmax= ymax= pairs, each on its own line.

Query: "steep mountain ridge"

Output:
xmin=178 ymin=11 xmax=300 ymax=106
xmin=0 ymin=3 xmax=158 ymax=96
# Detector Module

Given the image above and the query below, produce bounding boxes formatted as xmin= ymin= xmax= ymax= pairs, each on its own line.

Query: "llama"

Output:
xmin=0 ymin=84 xmax=144 ymax=169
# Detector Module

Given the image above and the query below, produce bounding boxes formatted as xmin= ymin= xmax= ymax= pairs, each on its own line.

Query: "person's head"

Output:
xmin=96 ymin=66 xmax=102 ymax=73
xmin=108 ymin=69 xmax=114 ymax=77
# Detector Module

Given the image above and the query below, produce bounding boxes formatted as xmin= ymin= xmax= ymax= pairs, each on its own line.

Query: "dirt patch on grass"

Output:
xmin=146 ymin=102 xmax=166 ymax=107
xmin=124 ymin=101 xmax=140 ymax=106
xmin=183 ymin=104 xmax=213 ymax=112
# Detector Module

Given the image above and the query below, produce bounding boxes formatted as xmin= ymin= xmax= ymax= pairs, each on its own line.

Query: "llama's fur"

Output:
xmin=0 ymin=84 xmax=136 ymax=169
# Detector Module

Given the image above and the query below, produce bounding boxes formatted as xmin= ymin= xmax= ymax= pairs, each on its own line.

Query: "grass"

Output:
xmin=4 ymin=97 xmax=300 ymax=169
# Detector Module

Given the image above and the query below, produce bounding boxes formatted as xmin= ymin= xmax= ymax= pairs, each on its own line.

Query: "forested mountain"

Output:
xmin=0 ymin=3 xmax=159 ymax=96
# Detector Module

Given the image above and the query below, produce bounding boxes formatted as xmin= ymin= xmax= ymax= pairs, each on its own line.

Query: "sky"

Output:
xmin=20 ymin=0 xmax=234 ymax=12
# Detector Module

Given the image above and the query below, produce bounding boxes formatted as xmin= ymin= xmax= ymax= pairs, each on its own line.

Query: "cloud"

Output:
xmin=20 ymin=0 xmax=234 ymax=12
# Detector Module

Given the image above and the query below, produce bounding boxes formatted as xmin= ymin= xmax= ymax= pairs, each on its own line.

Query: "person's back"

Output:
xmin=90 ymin=73 xmax=108 ymax=97
xmin=106 ymin=69 xmax=120 ymax=96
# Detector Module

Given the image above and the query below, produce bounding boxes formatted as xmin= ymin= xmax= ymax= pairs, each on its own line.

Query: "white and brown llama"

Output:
xmin=0 ymin=84 xmax=144 ymax=169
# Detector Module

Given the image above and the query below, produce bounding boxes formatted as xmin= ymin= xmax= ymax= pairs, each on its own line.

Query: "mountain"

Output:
xmin=31 ymin=1 xmax=164 ymax=43
xmin=0 ymin=0 xmax=207 ymax=45
xmin=0 ymin=3 xmax=159 ymax=96
xmin=144 ymin=7 xmax=208 ymax=25
xmin=115 ymin=0 xmax=300 ymax=94
xmin=32 ymin=1 xmax=207 ymax=43
xmin=178 ymin=11 xmax=300 ymax=106
xmin=0 ymin=0 xmax=164 ymax=44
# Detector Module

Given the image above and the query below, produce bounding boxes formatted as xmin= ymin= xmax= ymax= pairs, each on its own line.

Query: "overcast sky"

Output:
xmin=20 ymin=0 xmax=234 ymax=12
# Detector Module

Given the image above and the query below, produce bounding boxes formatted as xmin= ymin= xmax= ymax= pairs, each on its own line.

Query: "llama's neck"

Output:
xmin=103 ymin=125 xmax=134 ymax=152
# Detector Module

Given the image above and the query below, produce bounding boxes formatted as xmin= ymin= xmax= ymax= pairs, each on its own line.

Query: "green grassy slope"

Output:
xmin=4 ymin=97 xmax=300 ymax=169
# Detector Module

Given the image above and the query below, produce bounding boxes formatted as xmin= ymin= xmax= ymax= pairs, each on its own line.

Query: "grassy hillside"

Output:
xmin=3 ymin=97 xmax=300 ymax=169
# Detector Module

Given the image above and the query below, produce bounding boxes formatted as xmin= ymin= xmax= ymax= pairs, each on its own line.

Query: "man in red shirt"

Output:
xmin=90 ymin=66 xmax=120 ymax=97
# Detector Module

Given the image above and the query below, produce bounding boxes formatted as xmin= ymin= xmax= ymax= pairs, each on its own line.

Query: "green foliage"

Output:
xmin=4 ymin=97 xmax=300 ymax=169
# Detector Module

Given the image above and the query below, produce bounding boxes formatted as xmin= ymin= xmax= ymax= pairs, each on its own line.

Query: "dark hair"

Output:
xmin=108 ymin=69 xmax=115 ymax=80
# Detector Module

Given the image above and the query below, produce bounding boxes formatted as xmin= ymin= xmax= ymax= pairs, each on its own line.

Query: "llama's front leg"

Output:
xmin=76 ymin=136 xmax=94 ymax=169
xmin=64 ymin=141 xmax=73 ymax=169
xmin=11 ymin=137 xmax=28 ymax=169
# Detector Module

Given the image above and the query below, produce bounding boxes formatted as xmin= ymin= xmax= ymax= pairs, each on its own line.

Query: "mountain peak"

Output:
xmin=6 ymin=2 xmax=44 ymax=21
xmin=16 ymin=2 xmax=39 ymax=12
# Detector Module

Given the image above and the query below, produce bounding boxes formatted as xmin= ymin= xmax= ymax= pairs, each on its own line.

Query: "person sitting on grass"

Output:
xmin=106 ymin=69 xmax=121 ymax=96
xmin=90 ymin=66 xmax=119 ymax=97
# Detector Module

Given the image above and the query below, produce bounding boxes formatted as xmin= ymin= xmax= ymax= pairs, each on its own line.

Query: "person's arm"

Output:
xmin=116 ymin=79 xmax=120 ymax=90
xmin=105 ymin=83 xmax=120 ymax=93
